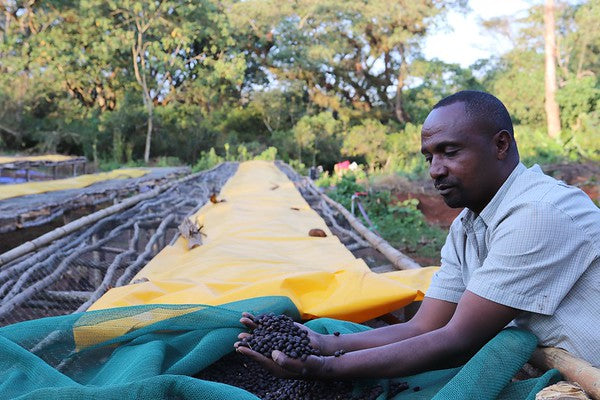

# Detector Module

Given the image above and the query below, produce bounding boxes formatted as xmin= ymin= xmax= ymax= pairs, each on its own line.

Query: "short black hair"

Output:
xmin=433 ymin=90 xmax=514 ymax=136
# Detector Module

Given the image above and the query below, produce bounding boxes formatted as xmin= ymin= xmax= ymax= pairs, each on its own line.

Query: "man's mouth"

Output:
xmin=435 ymin=185 xmax=455 ymax=195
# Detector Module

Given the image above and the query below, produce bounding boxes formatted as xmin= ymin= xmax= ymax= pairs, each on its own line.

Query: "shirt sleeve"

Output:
xmin=467 ymin=202 xmax=595 ymax=315
xmin=425 ymin=221 xmax=466 ymax=304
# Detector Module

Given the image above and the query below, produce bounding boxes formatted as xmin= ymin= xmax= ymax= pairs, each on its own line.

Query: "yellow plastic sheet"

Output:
xmin=0 ymin=168 xmax=149 ymax=200
xmin=0 ymin=154 xmax=80 ymax=164
xmin=90 ymin=160 xmax=438 ymax=323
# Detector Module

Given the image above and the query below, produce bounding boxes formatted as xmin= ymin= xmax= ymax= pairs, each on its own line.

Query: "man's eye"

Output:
xmin=445 ymin=150 xmax=458 ymax=157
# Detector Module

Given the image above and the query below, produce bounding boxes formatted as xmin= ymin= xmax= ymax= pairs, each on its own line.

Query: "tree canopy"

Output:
xmin=1 ymin=0 xmax=598 ymax=170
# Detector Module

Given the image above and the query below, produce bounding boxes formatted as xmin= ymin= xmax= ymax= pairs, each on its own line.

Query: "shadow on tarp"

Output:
xmin=0 ymin=296 xmax=560 ymax=400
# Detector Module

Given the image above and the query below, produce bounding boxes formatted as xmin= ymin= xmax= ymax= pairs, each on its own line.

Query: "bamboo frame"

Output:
xmin=0 ymin=163 xmax=238 ymax=326
xmin=531 ymin=347 xmax=600 ymax=400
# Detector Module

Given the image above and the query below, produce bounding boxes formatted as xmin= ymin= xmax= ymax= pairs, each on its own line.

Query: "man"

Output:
xmin=235 ymin=91 xmax=600 ymax=378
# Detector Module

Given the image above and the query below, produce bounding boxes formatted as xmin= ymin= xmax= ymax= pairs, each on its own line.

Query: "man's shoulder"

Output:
xmin=504 ymin=164 xmax=595 ymax=211
xmin=498 ymin=165 xmax=600 ymax=242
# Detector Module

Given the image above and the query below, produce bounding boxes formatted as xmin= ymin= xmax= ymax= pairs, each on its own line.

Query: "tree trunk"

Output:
xmin=144 ymin=106 xmax=153 ymax=164
xmin=394 ymin=62 xmax=409 ymax=124
xmin=544 ymin=0 xmax=561 ymax=139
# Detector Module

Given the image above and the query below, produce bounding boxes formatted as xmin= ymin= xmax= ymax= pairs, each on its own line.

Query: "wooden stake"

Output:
xmin=530 ymin=347 xmax=600 ymax=399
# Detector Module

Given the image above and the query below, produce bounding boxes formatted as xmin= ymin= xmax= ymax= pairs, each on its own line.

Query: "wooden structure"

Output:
xmin=0 ymin=163 xmax=238 ymax=326
xmin=0 ymin=167 xmax=188 ymax=237
xmin=0 ymin=155 xmax=88 ymax=181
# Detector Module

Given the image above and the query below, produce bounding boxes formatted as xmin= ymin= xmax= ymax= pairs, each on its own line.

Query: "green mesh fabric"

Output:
xmin=0 ymin=296 xmax=560 ymax=399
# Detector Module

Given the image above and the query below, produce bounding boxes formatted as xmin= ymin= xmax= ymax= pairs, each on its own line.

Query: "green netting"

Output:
xmin=0 ymin=296 xmax=560 ymax=399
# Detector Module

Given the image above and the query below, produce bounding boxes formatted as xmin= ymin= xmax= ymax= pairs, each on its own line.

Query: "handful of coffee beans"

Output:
xmin=238 ymin=313 xmax=320 ymax=361
xmin=224 ymin=312 xmax=411 ymax=399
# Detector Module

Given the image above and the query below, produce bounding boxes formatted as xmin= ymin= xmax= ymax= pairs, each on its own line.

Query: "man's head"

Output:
xmin=420 ymin=91 xmax=519 ymax=214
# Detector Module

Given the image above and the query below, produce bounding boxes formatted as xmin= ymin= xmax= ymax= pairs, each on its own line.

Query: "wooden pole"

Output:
xmin=530 ymin=347 xmax=600 ymax=399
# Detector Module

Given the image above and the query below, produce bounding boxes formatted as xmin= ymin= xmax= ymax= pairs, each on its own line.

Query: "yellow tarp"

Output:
xmin=90 ymin=160 xmax=438 ymax=323
xmin=0 ymin=168 xmax=149 ymax=200
xmin=0 ymin=154 xmax=81 ymax=164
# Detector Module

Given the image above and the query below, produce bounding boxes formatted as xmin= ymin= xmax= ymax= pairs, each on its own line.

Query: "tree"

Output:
xmin=342 ymin=118 xmax=388 ymax=171
xmin=293 ymin=111 xmax=342 ymax=166
xmin=544 ymin=0 xmax=561 ymax=138
xmin=226 ymin=0 xmax=463 ymax=123
xmin=108 ymin=1 xmax=220 ymax=162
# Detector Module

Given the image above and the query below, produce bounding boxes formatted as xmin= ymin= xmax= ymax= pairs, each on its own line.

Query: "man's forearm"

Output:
xmin=321 ymin=326 xmax=470 ymax=379
xmin=320 ymin=321 xmax=427 ymax=354
xmin=319 ymin=297 xmax=458 ymax=355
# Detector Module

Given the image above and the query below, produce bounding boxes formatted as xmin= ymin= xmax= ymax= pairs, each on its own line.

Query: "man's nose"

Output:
xmin=429 ymin=156 xmax=448 ymax=179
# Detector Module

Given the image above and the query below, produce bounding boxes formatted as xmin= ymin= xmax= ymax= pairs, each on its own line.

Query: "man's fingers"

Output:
xmin=271 ymin=350 xmax=306 ymax=374
xmin=240 ymin=317 xmax=257 ymax=328
xmin=239 ymin=313 xmax=258 ymax=329
xmin=237 ymin=332 xmax=251 ymax=340
xmin=272 ymin=350 xmax=326 ymax=378
xmin=236 ymin=345 xmax=257 ymax=357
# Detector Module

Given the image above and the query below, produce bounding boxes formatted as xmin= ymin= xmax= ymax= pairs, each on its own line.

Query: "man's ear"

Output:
xmin=494 ymin=130 xmax=511 ymax=160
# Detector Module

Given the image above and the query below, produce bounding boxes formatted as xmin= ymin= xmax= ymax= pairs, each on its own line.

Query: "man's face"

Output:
xmin=420 ymin=102 xmax=501 ymax=214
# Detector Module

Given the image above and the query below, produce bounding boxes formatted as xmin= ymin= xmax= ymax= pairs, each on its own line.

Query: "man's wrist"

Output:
xmin=316 ymin=332 xmax=344 ymax=355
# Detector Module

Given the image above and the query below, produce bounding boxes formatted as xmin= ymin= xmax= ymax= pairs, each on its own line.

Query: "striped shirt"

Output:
xmin=426 ymin=163 xmax=600 ymax=366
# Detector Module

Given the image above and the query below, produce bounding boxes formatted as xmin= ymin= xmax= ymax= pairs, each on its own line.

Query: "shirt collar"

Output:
xmin=465 ymin=162 xmax=526 ymax=226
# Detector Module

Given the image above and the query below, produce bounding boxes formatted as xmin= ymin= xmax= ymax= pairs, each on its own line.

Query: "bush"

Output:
xmin=385 ymin=123 xmax=428 ymax=179
xmin=155 ymin=156 xmax=183 ymax=167
xmin=192 ymin=148 xmax=224 ymax=172
xmin=514 ymin=125 xmax=566 ymax=166
xmin=562 ymin=110 xmax=600 ymax=162
xmin=254 ymin=146 xmax=278 ymax=161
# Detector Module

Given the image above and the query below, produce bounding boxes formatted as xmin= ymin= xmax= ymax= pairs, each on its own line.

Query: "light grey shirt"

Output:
xmin=426 ymin=163 xmax=600 ymax=366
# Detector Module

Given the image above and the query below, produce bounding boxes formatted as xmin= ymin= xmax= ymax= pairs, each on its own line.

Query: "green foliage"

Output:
xmin=342 ymin=119 xmax=388 ymax=171
xmin=514 ymin=125 xmax=567 ymax=166
xmin=97 ymin=159 xmax=144 ymax=172
xmin=226 ymin=0 xmax=463 ymax=122
xmin=514 ymin=122 xmax=600 ymax=165
xmin=254 ymin=146 xmax=278 ymax=161
xmin=192 ymin=148 xmax=224 ymax=172
xmin=287 ymin=159 xmax=308 ymax=176
xmin=293 ymin=111 xmax=343 ymax=166
xmin=484 ymin=51 xmax=546 ymax=126
xmin=562 ymin=114 xmax=600 ymax=162
xmin=314 ymin=171 xmax=336 ymax=188
xmin=385 ymin=123 xmax=428 ymax=179
xmin=327 ymin=174 xmax=365 ymax=209
xmin=556 ymin=76 xmax=600 ymax=130
xmin=405 ymin=59 xmax=485 ymax=123
xmin=155 ymin=156 xmax=183 ymax=167
xmin=374 ymin=198 xmax=447 ymax=261
xmin=0 ymin=0 xmax=597 ymax=181
xmin=550 ymin=64 xmax=600 ymax=163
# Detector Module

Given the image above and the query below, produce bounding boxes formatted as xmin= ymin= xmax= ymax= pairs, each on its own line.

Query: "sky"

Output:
xmin=423 ymin=0 xmax=533 ymax=67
